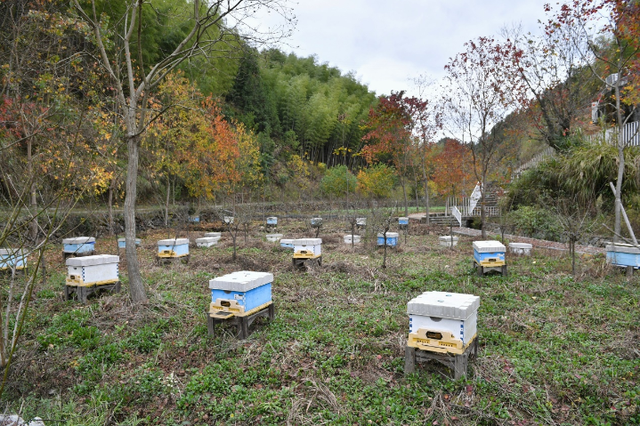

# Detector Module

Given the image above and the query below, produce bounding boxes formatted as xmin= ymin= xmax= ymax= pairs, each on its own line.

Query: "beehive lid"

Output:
xmin=209 ymin=271 xmax=274 ymax=291
xmin=472 ymin=240 xmax=506 ymax=253
xmin=157 ymin=238 xmax=189 ymax=246
xmin=439 ymin=235 xmax=458 ymax=241
xmin=266 ymin=234 xmax=283 ymax=238
xmin=196 ymin=237 xmax=218 ymax=243
xmin=205 ymin=232 xmax=221 ymax=238
xmin=606 ymin=243 xmax=640 ymax=254
xmin=509 ymin=242 xmax=532 ymax=249
xmin=398 ymin=217 xmax=409 ymax=221
xmin=407 ymin=291 xmax=480 ymax=319
xmin=63 ymin=237 xmax=95 ymax=245
xmin=66 ymin=254 xmax=119 ymax=267
xmin=0 ymin=248 xmax=25 ymax=256
xmin=378 ymin=232 xmax=399 ymax=238
xmin=118 ymin=237 xmax=141 ymax=242
xmin=293 ymin=238 xmax=322 ymax=246
xmin=267 ymin=217 xmax=277 ymax=221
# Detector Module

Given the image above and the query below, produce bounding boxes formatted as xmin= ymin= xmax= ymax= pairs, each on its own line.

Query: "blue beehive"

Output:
xmin=606 ymin=243 xmax=640 ymax=269
xmin=209 ymin=271 xmax=273 ymax=316
xmin=63 ymin=237 xmax=95 ymax=255
xmin=280 ymin=239 xmax=294 ymax=249
xmin=472 ymin=241 xmax=506 ymax=265
xmin=0 ymin=248 xmax=27 ymax=271
xmin=117 ymin=238 xmax=141 ymax=249
xmin=266 ymin=217 xmax=278 ymax=226
xmin=157 ymin=238 xmax=189 ymax=258
xmin=189 ymin=216 xmax=200 ymax=223
xmin=377 ymin=232 xmax=399 ymax=247
xmin=398 ymin=217 xmax=409 ymax=226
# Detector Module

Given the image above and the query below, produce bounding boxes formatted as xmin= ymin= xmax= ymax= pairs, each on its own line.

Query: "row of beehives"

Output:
xmin=208 ymin=269 xmax=481 ymax=376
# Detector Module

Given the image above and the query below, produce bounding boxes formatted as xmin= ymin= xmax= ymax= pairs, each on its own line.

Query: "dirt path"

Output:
xmin=452 ymin=226 xmax=606 ymax=255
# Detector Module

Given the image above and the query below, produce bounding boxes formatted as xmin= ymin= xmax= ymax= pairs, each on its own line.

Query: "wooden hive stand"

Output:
xmin=207 ymin=302 xmax=275 ymax=340
xmin=404 ymin=338 xmax=479 ymax=380
xmin=65 ymin=281 xmax=121 ymax=303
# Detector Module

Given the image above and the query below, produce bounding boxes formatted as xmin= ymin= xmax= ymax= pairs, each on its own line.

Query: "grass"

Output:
xmin=3 ymin=222 xmax=640 ymax=425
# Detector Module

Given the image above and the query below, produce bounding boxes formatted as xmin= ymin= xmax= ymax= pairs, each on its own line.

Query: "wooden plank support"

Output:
xmin=405 ymin=338 xmax=479 ymax=380
xmin=65 ymin=281 xmax=121 ymax=303
xmin=207 ymin=303 xmax=275 ymax=340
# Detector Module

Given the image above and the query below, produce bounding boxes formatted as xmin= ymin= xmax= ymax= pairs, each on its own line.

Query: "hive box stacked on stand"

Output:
xmin=207 ymin=271 xmax=275 ymax=339
xmin=266 ymin=234 xmax=283 ymax=242
xmin=439 ymin=236 xmax=459 ymax=247
xmin=606 ymin=243 xmax=640 ymax=270
xmin=196 ymin=237 xmax=219 ymax=248
xmin=157 ymin=238 xmax=190 ymax=263
xmin=398 ymin=217 xmax=409 ymax=230
xmin=266 ymin=217 xmax=278 ymax=227
xmin=405 ymin=291 xmax=480 ymax=379
xmin=280 ymin=239 xmax=294 ymax=249
xmin=65 ymin=254 xmax=120 ymax=302
xmin=344 ymin=234 xmax=361 ymax=244
xmin=0 ymin=248 xmax=27 ymax=271
xmin=509 ymin=242 xmax=532 ymax=255
xmin=356 ymin=217 xmax=366 ymax=228
xmin=62 ymin=237 xmax=95 ymax=259
xmin=292 ymin=238 xmax=322 ymax=267
xmin=117 ymin=238 xmax=141 ymax=249
xmin=473 ymin=240 xmax=507 ymax=275
xmin=377 ymin=232 xmax=399 ymax=247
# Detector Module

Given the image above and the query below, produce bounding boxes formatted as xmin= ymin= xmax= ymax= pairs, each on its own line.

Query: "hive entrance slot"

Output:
xmin=426 ymin=331 xmax=443 ymax=340
xmin=221 ymin=301 xmax=231 ymax=307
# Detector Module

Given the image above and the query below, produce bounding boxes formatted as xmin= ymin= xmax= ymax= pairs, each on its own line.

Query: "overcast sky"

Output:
xmin=265 ymin=0 xmax=552 ymax=97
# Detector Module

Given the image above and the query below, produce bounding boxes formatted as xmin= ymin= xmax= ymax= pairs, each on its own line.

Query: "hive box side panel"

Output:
xmin=473 ymin=249 xmax=505 ymax=264
xmin=607 ymin=251 xmax=640 ymax=268
xmin=211 ymin=283 xmax=272 ymax=313
xmin=158 ymin=243 xmax=189 ymax=256
xmin=409 ymin=314 xmax=477 ymax=345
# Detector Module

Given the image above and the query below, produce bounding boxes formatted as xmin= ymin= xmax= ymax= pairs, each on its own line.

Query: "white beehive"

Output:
xmin=310 ymin=217 xmax=322 ymax=228
xmin=196 ymin=237 xmax=219 ymax=247
xmin=66 ymin=255 xmax=119 ymax=286
xmin=439 ymin=236 xmax=459 ymax=247
xmin=224 ymin=216 xmax=234 ymax=224
xmin=356 ymin=217 xmax=366 ymax=227
xmin=509 ymin=242 xmax=532 ymax=255
xmin=293 ymin=238 xmax=322 ymax=258
xmin=473 ymin=240 xmax=506 ymax=265
xmin=63 ymin=237 xmax=95 ymax=254
xmin=266 ymin=234 xmax=283 ymax=242
xmin=344 ymin=235 xmax=361 ymax=244
xmin=407 ymin=291 xmax=479 ymax=352
xmin=157 ymin=238 xmax=190 ymax=257
xmin=209 ymin=271 xmax=273 ymax=315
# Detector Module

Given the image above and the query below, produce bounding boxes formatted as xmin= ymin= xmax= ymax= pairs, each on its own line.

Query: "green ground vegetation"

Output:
xmin=3 ymin=220 xmax=639 ymax=425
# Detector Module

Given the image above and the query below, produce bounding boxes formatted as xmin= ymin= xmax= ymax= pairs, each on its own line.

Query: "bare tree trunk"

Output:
xmin=108 ymin=184 xmax=114 ymax=235
xmin=400 ymin=175 xmax=409 ymax=216
xmin=164 ymin=175 xmax=170 ymax=227
xmin=613 ymin=82 xmax=624 ymax=243
xmin=124 ymin=135 xmax=147 ymax=304
xmin=27 ymin=139 xmax=38 ymax=241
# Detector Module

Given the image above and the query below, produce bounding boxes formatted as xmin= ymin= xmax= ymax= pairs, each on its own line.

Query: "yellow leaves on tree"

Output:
xmin=356 ymin=164 xmax=396 ymax=199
